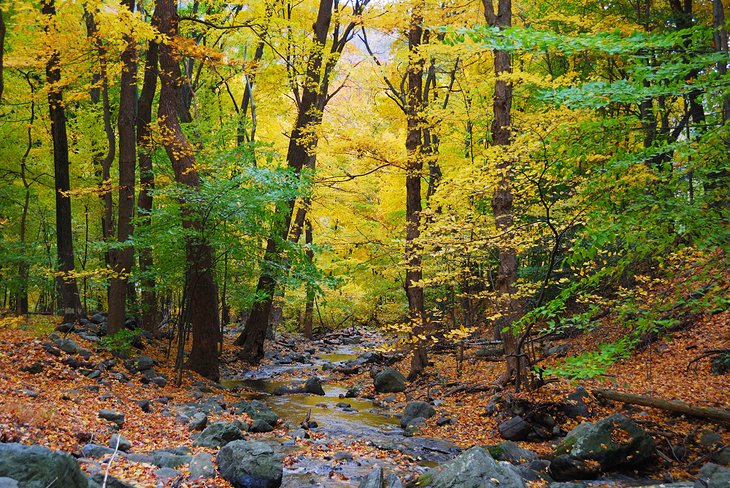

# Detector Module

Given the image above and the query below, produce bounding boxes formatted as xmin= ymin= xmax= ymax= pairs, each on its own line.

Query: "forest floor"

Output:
xmin=0 ymin=308 xmax=728 ymax=487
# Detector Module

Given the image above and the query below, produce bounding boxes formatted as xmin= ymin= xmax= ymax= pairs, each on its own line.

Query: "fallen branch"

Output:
xmin=686 ymin=348 xmax=730 ymax=372
xmin=593 ymin=388 xmax=730 ymax=426
xmin=444 ymin=383 xmax=493 ymax=396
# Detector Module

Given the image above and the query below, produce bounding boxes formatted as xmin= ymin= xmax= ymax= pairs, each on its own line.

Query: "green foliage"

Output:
xmin=100 ymin=328 xmax=142 ymax=357
xmin=544 ymin=338 xmax=634 ymax=380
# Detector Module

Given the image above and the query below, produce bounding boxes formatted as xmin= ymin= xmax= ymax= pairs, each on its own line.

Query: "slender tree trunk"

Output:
xmin=715 ymin=0 xmax=730 ymax=123
xmin=43 ymin=0 xmax=82 ymax=323
xmin=138 ymin=40 xmax=159 ymax=333
xmin=483 ymin=0 xmax=528 ymax=388
xmin=235 ymin=0 xmax=334 ymax=361
xmin=108 ymin=0 xmax=138 ymax=334
xmin=156 ymin=0 xmax=220 ymax=381
xmin=16 ymin=74 xmax=36 ymax=315
xmin=405 ymin=1 xmax=427 ymax=379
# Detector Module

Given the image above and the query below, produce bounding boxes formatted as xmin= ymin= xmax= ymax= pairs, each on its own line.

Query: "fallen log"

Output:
xmin=593 ymin=388 xmax=730 ymax=426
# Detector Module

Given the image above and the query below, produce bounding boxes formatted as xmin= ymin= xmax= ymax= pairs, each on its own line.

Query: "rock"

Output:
xmin=345 ymin=386 xmax=361 ymax=398
xmin=400 ymin=401 xmax=436 ymax=428
xmin=487 ymin=441 xmax=539 ymax=464
xmin=250 ymin=419 xmax=275 ymax=433
xmin=190 ymin=452 xmax=216 ymax=480
xmin=233 ymin=400 xmax=279 ymax=426
xmin=217 ymin=440 xmax=283 ymax=488
xmin=137 ymin=399 xmax=152 ymax=413
xmin=55 ymin=338 xmax=81 ymax=354
xmin=545 ymin=344 xmax=571 ymax=358
xmin=498 ymin=416 xmax=533 ymax=441
xmin=90 ymin=473 xmax=135 ymax=488
xmin=189 ymin=412 xmax=208 ymax=431
xmin=334 ymin=451 xmax=353 ymax=462
xmin=0 ymin=442 xmax=89 ymax=488
xmin=124 ymin=355 xmax=155 ymax=373
xmin=20 ymin=362 xmax=44 ymax=374
xmin=304 ymin=376 xmax=325 ymax=395
xmin=417 ymin=447 xmax=525 ymax=488
xmin=99 ymin=409 xmax=125 ymax=428
xmin=154 ymin=467 xmax=182 ymax=481
xmin=358 ymin=466 xmax=403 ymax=488
xmin=695 ymin=463 xmax=730 ymax=488
xmin=109 ymin=434 xmax=131 ymax=452
xmin=150 ymin=451 xmax=191 ymax=469
xmin=436 ymin=417 xmax=454 ymax=426
xmin=42 ymin=342 xmax=62 ymax=356
xmin=193 ymin=422 xmax=246 ymax=448
xmin=81 ymin=444 xmax=117 ymax=458
xmin=373 ymin=368 xmax=407 ymax=393
xmin=551 ymin=414 xmax=655 ymax=481
xmin=561 ymin=387 xmax=590 ymax=419
xmin=0 ymin=478 xmax=18 ymax=488
xmin=91 ymin=312 xmax=107 ymax=324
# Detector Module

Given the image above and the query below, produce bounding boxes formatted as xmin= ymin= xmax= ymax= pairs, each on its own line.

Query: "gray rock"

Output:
xmin=109 ymin=434 xmax=131 ymax=452
xmin=498 ymin=416 xmax=533 ymax=441
xmin=189 ymin=412 xmax=208 ymax=431
xmin=190 ymin=452 xmax=216 ymax=480
xmin=695 ymin=463 xmax=730 ymax=488
xmin=0 ymin=478 xmax=18 ymax=488
xmin=0 ymin=443 xmax=89 ymax=488
xmin=304 ymin=376 xmax=325 ymax=395
xmin=234 ymin=400 xmax=279 ymax=426
xmin=154 ymin=467 xmax=182 ymax=481
xmin=487 ymin=441 xmax=539 ymax=464
xmin=373 ymin=368 xmax=407 ymax=393
xmin=55 ymin=338 xmax=81 ymax=354
xmin=551 ymin=414 xmax=655 ymax=480
xmin=217 ymin=440 xmax=283 ymax=488
xmin=91 ymin=313 xmax=107 ymax=324
xmin=417 ymin=447 xmax=525 ymax=488
xmin=81 ymin=444 xmax=117 ymax=458
xmin=123 ymin=453 xmax=153 ymax=464
xmin=150 ymin=451 xmax=191 ymax=469
xmin=193 ymin=421 xmax=246 ymax=448
xmin=250 ymin=419 xmax=275 ymax=433
xmin=400 ymin=401 xmax=436 ymax=428
xmin=90 ymin=473 xmax=135 ymax=488
xmin=98 ymin=409 xmax=125 ymax=428
xmin=562 ymin=387 xmax=590 ymax=419
xmin=358 ymin=466 xmax=404 ymax=488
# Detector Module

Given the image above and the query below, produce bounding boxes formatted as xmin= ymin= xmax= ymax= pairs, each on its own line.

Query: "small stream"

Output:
xmin=222 ymin=347 xmax=460 ymax=487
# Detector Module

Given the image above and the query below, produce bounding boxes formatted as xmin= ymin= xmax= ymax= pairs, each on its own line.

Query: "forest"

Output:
xmin=0 ymin=0 xmax=728 ymax=487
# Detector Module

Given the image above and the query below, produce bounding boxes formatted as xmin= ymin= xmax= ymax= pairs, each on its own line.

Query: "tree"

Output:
xmin=236 ymin=0 xmax=370 ymax=362
xmin=42 ymin=0 xmax=82 ymax=323
xmin=155 ymin=0 xmax=220 ymax=381
xmin=107 ymin=0 xmax=138 ymax=335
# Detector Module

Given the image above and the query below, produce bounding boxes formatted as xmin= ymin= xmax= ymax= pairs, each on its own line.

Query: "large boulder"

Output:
xmin=193 ymin=422 xmax=246 ymax=448
xmin=217 ymin=440 xmax=283 ymax=488
xmin=551 ymin=414 xmax=655 ymax=481
xmin=373 ymin=368 xmax=407 ymax=393
xmin=0 ymin=443 xmax=89 ymax=488
xmin=417 ymin=446 xmax=526 ymax=488
xmin=304 ymin=377 xmax=325 ymax=395
xmin=400 ymin=401 xmax=436 ymax=428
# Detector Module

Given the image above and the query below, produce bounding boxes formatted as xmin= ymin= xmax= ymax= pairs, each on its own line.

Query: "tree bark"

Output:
xmin=405 ymin=1 xmax=427 ymax=379
xmin=156 ymin=0 xmax=220 ymax=381
xmin=137 ymin=40 xmax=159 ymax=333
xmin=593 ymin=389 xmax=730 ymax=425
xmin=16 ymin=74 xmax=36 ymax=315
xmin=483 ymin=0 xmax=529 ymax=388
xmin=303 ymin=219 xmax=314 ymax=339
xmin=43 ymin=0 xmax=82 ymax=323
xmin=108 ymin=0 xmax=138 ymax=334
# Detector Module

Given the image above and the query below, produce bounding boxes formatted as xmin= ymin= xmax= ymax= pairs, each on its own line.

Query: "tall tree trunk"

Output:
xmin=108 ymin=0 xmax=138 ymax=334
xmin=137 ymin=40 xmax=159 ymax=333
xmin=235 ymin=0 xmax=334 ymax=361
xmin=156 ymin=0 xmax=220 ymax=381
xmin=715 ymin=0 xmax=730 ymax=123
xmin=483 ymin=0 xmax=528 ymax=388
xmin=43 ymin=0 xmax=82 ymax=323
xmin=405 ymin=1 xmax=427 ymax=379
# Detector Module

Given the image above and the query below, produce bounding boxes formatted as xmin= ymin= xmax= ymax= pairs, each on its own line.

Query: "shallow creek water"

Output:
xmin=221 ymin=349 xmax=458 ymax=486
